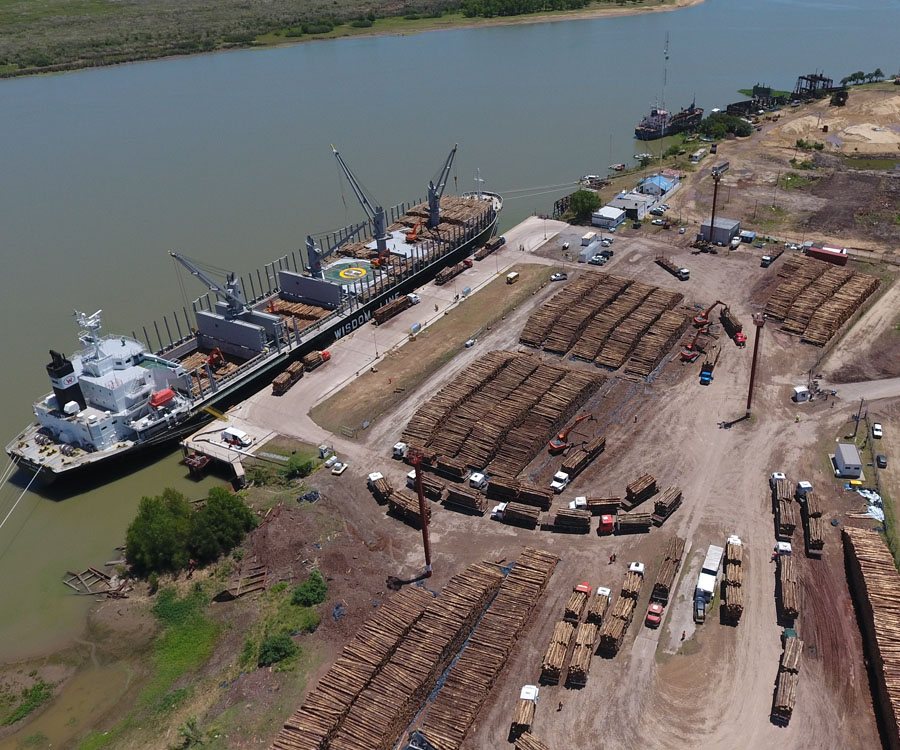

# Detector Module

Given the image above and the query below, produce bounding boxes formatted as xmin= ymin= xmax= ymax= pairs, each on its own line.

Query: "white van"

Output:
xmin=222 ymin=427 xmax=252 ymax=447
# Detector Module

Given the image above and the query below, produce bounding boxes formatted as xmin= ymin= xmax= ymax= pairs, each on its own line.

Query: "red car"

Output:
xmin=645 ymin=602 xmax=664 ymax=628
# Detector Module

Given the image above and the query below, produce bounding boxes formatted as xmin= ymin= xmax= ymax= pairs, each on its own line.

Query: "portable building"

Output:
xmin=740 ymin=230 xmax=757 ymax=243
xmin=581 ymin=232 xmax=597 ymax=246
xmin=834 ymin=442 xmax=862 ymax=478
xmin=792 ymin=386 xmax=810 ymax=402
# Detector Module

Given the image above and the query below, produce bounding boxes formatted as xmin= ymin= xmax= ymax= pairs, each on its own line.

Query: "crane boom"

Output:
xmin=169 ymin=251 xmax=247 ymax=316
xmin=428 ymin=144 xmax=458 ymax=229
xmin=332 ymin=145 xmax=388 ymax=255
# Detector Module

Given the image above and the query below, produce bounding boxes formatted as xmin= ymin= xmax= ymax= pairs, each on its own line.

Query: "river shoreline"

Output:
xmin=2 ymin=0 xmax=708 ymax=80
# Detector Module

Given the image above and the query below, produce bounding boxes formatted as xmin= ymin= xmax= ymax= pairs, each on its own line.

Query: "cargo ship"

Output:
xmin=634 ymin=100 xmax=704 ymax=141
xmin=7 ymin=145 xmax=501 ymax=482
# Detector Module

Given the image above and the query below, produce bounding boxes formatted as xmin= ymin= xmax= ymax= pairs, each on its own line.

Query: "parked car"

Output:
xmin=649 ymin=208 xmax=665 ymax=217
xmin=659 ymin=203 xmax=670 ymax=210
xmin=600 ymin=249 xmax=614 ymax=258
xmin=754 ymin=241 xmax=765 ymax=248
xmin=679 ymin=227 xmax=686 ymax=234
xmin=873 ymin=422 xmax=883 ymax=439
xmin=877 ymin=454 xmax=888 ymax=469
xmin=651 ymin=219 xmax=665 ymax=226
xmin=633 ymin=222 xmax=642 ymax=229
xmin=588 ymin=254 xmax=606 ymax=266
xmin=601 ymin=238 xmax=612 ymax=247
xmin=561 ymin=242 xmax=570 ymax=250
xmin=550 ymin=272 xmax=568 ymax=282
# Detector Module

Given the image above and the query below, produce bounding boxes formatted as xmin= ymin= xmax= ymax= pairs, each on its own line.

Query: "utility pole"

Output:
xmin=407 ymin=448 xmax=433 ymax=578
xmin=852 ymin=397 xmax=865 ymax=438
xmin=708 ymin=162 xmax=729 ymax=244
xmin=746 ymin=313 xmax=766 ymax=417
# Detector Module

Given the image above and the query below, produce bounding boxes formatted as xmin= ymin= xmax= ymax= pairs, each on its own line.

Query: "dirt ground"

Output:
xmin=670 ymin=84 xmax=900 ymax=258
xmin=231 ymin=215 xmax=900 ymax=750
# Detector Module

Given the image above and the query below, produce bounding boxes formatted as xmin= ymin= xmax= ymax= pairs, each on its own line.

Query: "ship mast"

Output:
xmin=661 ymin=32 xmax=669 ymax=114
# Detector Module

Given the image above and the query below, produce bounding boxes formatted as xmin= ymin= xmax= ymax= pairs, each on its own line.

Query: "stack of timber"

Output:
xmin=773 ymin=671 xmax=800 ymax=721
xmin=518 ymin=483 xmax=554 ymax=511
xmin=541 ymin=620 xmax=575 ymax=683
xmin=598 ymin=595 xmax=635 ymax=654
xmin=806 ymin=516 xmax=826 ymax=554
xmin=434 ymin=262 xmax=467 ymax=286
xmin=804 ymin=492 xmax=823 ymax=518
xmin=777 ymin=499 xmax=797 ymax=539
xmin=595 ymin=288 xmax=681 ymax=370
xmin=655 ymin=255 xmax=683 ymax=277
xmin=420 ymin=548 xmax=559 ymax=750
xmin=625 ymin=310 xmax=691 ymax=377
xmin=435 ymin=456 xmax=469 ymax=481
xmin=401 ymin=352 xmax=514 ymax=445
xmin=778 ymin=555 xmax=800 ymax=620
xmin=561 ymin=448 xmax=592 ymax=480
xmin=569 ymin=277 xmax=634 ymax=362
xmin=781 ymin=636 xmax=804 ymax=674
xmin=584 ymin=434 xmax=606 ymax=456
xmin=726 ymin=539 xmax=744 ymax=566
xmin=326 ymin=563 xmax=503 ymax=750
xmin=766 ymin=256 xmax=829 ymax=320
xmin=586 ymin=591 xmax=610 ymax=625
xmin=272 ymin=361 xmax=304 ymax=395
xmin=625 ymin=473 xmax=657 ymax=508
xmin=444 ymin=486 xmax=486 ymax=515
xmin=842 ymin=528 xmax=900 ymax=747
xmin=515 ymin=734 xmax=550 ymax=750
xmin=610 ymin=595 xmax=636 ymax=623
xmin=617 ymin=511 xmax=653 ymax=534
xmin=803 ymin=272 xmax=880 ymax=345
xmin=541 ymin=275 xmax=626 ymax=355
xmin=501 ymin=502 xmax=542 ymax=529
xmin=387 ymin=490 xmax=431 ymax=529
xmin=724 ymin=564 xmax=743 ymax=586
xmin=511 ymin=698 xmax=536 ymax=736
xmin=622 ymin=571 xmax=644 ymax=599
xmin=586 ymin=496 xmax=623 ymax=515
xmin=653 ymin=485 xmax=683 ymax=524
xmin=520 ymin=274 xmax=605 ymax=348
xmin=723 ymin=582 xmax=744 ymax=622
xmin=370 ymin=476 xmax=393 ymax=504
xmin=271 ymin=586 xmax=432 ymax=750
xmin=372 ymin=295 xmax=411 ymax=325
xmin=723 ymin=540 xmax=744 ymax=621
xmin=566 ymin=623 xmax=598 ymax=686
xmin=553 ymin=507 xmax=592 ymax=533
xmin=719 ymin=306 xmax=742 ymax=337
xmin=652 ymin=537 xmax=686 ymax=602
xmin=487 ymin=476 xmax=520 ymax=501
xmin=782 ymin=266 xmax=853 ymax=335
xmin=592 ymin=283 xmax=657 ymax=368
xmin=420 ymin=475 xmax=445 ymax=502
xmin=773 ymin=477 xmax=793 ymax=503
xmin=564 ymin=588 xmax=591 ymax=622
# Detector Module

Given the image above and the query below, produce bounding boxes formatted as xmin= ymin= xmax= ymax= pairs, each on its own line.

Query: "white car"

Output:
xmin=679 ymin=227 xmax=686 ymax=234
xmin=873 ymin=423 xmax=883 ymax=439
xmin=651 ymin=219 xmax=665 ymax=226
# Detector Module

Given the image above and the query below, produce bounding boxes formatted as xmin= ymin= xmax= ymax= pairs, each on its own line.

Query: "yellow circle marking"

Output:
xmin=339 ymin=267 xmax=367 ymax=279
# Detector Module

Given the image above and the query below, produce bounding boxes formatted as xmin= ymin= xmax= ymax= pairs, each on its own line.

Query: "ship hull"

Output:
xmin=8 ymin=212 xmax=500 ymax=484
xmin=635 ymin=109 xmax=704 ymax=141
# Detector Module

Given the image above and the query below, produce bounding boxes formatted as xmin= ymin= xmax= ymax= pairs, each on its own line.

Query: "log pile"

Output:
xmin=610 ymin=595 xmax=636 ymax=623
xmin=806 ymin=516 xmax=825 ymax=553
xmin=765 ymin=256 xmax=828 ymax=319
xmin=617 ymin=511 xmax=652 ymax=534
xmin=435 ymin=456 xmax=469 ymax=481
xmin=773 ymin=671 xmax=799 ymax=720
xmin=420 ymin=476 xmax=445 ymax=502
xmin=444 ymin=486 xmax=486 ymax=515
xmin=487 ymin=476 xmax=520 ymax=501
xmin=622 ymin=571 xmax=644 ymax=599
xmin=434 ymin=262 xmax=467 ymax=286
xmin=781 ymin=636 xmax=804 ymax=673
xmin=724 ymin=582 xmax=743 ymax=622
xmin=778 ymin=555 xmax=800 ymax=620
xmin=326 ymin=563 xmax=503 ymax=750
xmin=271 ymin=586 xmax=434 ymax=750
xmin=553 ymin=508 xmax=592 ymax=534
xmin=803 ymin=272 xmax=880 ymax=346
xmin=564 ymin=589 xmax=591 ymax=621
xmin=586 ymin=591 xmax=610 ymax=625
xmin=518 ymin=483 xmax=554 ymax=511
xmin=541 ymin=621 xmax=575 ymax=683
xmin=626 ymin=473 xmax=657 ymax=507
xmin=370 ymin=476 xmax=393 ymax=504
xmin=655 ymin=255 xmax=682 ymax=276
xmin=561 ymin=448 xmax=592 ymax=479
xmin=593 ymin=284 xmax=658 ymax=369
xmin=653 ymin=486 xmax=683 ymax=522
xmin=782 ymin=265 xmax=853 ymax=334
xmin=372 ymin=295 xmax=411 ymax=325
xmin=598 ymin=594 xmax=635 ymax=655
xmin=543 ymin=276 xmax=628 ymax=355
xmin=726 ymin=540 xmax=744 ymax=565
xmin=387 ymin=490 xmax=431 ymax=529
xmin=773 ymin=477 xmax=793 ymax=503
xmin=842 ymin=527 xmax=900 ymax=746
xmin=720 ymin=306 xmax=742 ymax=336
xmin=419 ymin=548 xmax=559 ymax=750
xmin=724 ymin=564 xmax=743 ymax=586
xmin=501 ymin=502 xmax=542 ymax=529
xmin=512 ymin=699 xmax=535 ymax=735
xmin=566 ymin=623 xmax=598 ymax=686
xmin=625 ymin=310 xmax=691 ymax=377
xmin=515 ymin=734 xmax=550 ymax=750
xmin=267 ymin=299 xmax=331 ymax=323
xmin=520 ymin=274 xmax=606 ymax=348
xmin=804 ymin=492 xmax=822 ymax=518
xmin=778 ymin=499 xmax=797 ymax=538
xmin=586 ymin=497 xmax=623 ymax=515
xmin=652 ymin=538 xmax=685 ymax=603
xmin=584 ymin=434 xmax=607 ymax=456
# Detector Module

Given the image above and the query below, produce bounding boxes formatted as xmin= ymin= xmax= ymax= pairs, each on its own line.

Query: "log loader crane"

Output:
xmin=548 ymin=414 xmax=594 ymax=454
xmin=693 ymin=300 xmax=726 ymax=328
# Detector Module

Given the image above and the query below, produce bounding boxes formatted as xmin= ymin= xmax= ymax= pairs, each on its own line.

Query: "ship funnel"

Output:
xmin=46 ymin=349 xmax=86 ymax=412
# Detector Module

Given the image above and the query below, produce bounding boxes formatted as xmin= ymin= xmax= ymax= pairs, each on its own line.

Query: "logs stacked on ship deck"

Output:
xmin=566 ymin=622 xmax=598 ymax=686
xmin=625 ymin=473 xmax=657 ymax=508
xmin=515 ymin=734 xmax=550 ymax=750
xmin=625 ymin=309 xmax=691 ymax=377
xmin=419 ymin=548 xmax=559 ymax=750
xmin=765 ymin=256 xmax=879 ymax=345
xmin=271 ymin=587 xmax=432 ymax=750
xmin=842 ymin=528 xmax=900 ymax=747
xmin=778 ymin=555 xmax=800 ymax=620
xmin=541 ymin=620 xmax=575 ymax=683
xmin=326 ymin=563 xmax=503 ymax=750
xmin=386 ymin=490 xmax=432 ymax=529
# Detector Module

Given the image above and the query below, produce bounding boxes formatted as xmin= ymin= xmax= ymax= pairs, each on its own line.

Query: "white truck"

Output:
xmin=393 ymin=442 xmax=409 ymax=459
xmin=491 ymin=502 xmax=508 ymax=520
xmin=568 ymin=496 xmax=588 ymax=510
xmin=550 ymin=471 xmax=570 ymax=494
xmin=469 ymin=472 xmax=489 ymax=491
xmin=694 ymin=544 xmax=724 ymax=623
xmin=367 ymin=472 xmax=384 ymax=489
xmin=512 ymin=685 xmax=540 ymax=734
xmin=222 ymin=427 xmax=253 ymax=447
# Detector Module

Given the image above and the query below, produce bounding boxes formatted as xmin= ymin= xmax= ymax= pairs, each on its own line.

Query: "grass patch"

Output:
xmin=840 ymin=155 xmax=900 ymax=171
xmin=1 ymin=680 xmax=52 ymax=726
xmin=778 ymin=172 xmax=815 ymax=190
xmin=309 ymin=262 xmax=559 ymax=435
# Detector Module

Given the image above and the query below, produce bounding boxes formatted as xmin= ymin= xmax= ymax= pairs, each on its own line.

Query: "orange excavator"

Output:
xmin=693 ymin=300 xmax=726 ymax=328
xmin=406 ymin=219 xmax=423 ymax=243
xmin=206 ymin=347 xmax=226 ymax=370
xmin=548 ymin=414 xmax=594 ymax=454
xmin=681 ymin=326 xmax=709 ymax=362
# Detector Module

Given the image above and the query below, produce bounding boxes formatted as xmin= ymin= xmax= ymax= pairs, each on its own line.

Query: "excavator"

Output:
xmin=680 ymin=326 xmax=707 ymax=362
xmin=206 ymin=347 xmax=226 ymax=370
xmin=693 ymin=300 xmax=726 ymax=328
xmin=406 ymin=219 xmax=423 ymax=243
xmin=548 ymin=414 xmax=594 ymax=454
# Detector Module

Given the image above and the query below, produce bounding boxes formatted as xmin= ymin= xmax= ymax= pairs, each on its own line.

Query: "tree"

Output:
xmin=292 ymin=570 xmax=328 ymax=606
xmin=125 ymin=489 xmax=192 ymax=576
xmin=568 ymin=189 xmax=602 ymax=222
xmin=258 ymin=633 xmax=299 ymax=667
xmin=872 ymin=68 xmax=884 ymax=82
xmin=189 ymin=488 xmax=256 ymax=565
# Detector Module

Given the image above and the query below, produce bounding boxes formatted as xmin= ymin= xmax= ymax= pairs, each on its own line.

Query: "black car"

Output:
xmin=600 ymin=249 xmax=614 ymax=259
xmin=877 ymin=454 xmax=888 ymax=469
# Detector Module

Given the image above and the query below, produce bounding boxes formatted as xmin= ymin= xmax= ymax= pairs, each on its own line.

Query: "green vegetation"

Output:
xmin=1 ymin=679 xmax=52 ymax=726
xmin=125 ymin=488 xmax=256 ymax=576
xmin=245 ymin=441 xmax=321 ymax=488
xmin=292 ymin=570 xmax=328 ymax=607
xmin=789 ymin=158 xmax=817 ymax=170
xmin=841 ymin=68 xmax=885 ymax=86
xmin=568 ymin=189 xmax=602 ymax=222
xmin=700 ymin=113 xmax=753 ymax=139
xmin=795 ymin=138 xmax=825 ymax=151
xmin=461 ymin=0 xmax=587 ymax=19
xmin=174 ymin=716 xmax=205 ymax=748
xmin=258 ymin=634 xmax=299 ymax=667
xmin=778 ymin=172 xmax=816 ymax=190
xmin=840 ymin=155 xmax=900 ymax=171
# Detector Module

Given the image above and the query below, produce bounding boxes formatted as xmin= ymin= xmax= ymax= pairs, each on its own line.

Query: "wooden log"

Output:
xmin=515 ymin=733 xmax=550 ymax=750
xmin=781 ymin=637 xmax=804 ymax=673
xmin=773 ymin=671 xmax=799 ymax=719
xmin=622 ymin=571 xmax=644 ymax=599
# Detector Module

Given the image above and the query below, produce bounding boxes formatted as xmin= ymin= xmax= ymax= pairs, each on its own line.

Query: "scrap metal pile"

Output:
xmin=401 ymin=351 xmax=603 ymax=477
xmin=419 ymin=548 xmax=559 ymax=750
xmin=519 ymin=271 xmax=687 ymax=373
xmin=765 ymin=256 xmax=879 ymax=345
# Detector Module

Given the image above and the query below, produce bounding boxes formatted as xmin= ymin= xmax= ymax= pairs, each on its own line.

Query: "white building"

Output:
xmin=835 ymin=443 xmax=862 ymax=478
xmin=638 ymin=174 xmax=678 ymax=197
xmin=591 ymin=206 xmax=626 ymax=229
xmin=608 ymin=191 xmax=656 ymax=220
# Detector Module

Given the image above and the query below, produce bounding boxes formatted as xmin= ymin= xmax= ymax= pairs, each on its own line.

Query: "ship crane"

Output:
xmin=169 ymin=251 xmax=247 ymax=318
xmin=427 ymin=144 xmax=458 ymax=229
xmin=331 ymin=145 xmax=389 ymax=259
